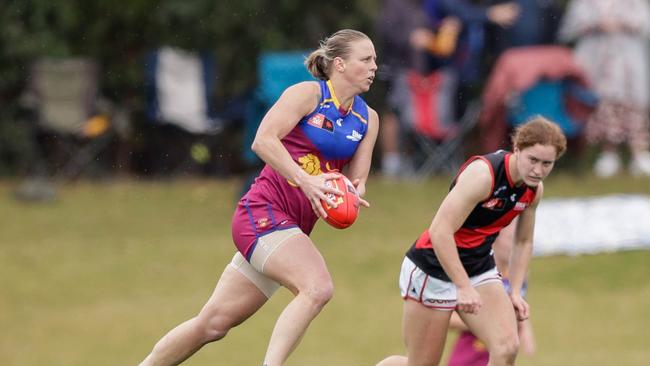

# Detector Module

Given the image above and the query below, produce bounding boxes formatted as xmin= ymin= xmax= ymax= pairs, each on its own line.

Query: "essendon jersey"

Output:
xmin=406 ymin=150 xmax=537 ymax=281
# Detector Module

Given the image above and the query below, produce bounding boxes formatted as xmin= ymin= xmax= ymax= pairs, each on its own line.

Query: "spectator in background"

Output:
xmin=485 ymin=0 xmax=563 ymax=58
xmin=377 ymin=0 xmax=464 ymax=178
xmin=377 ymin=0 xmax=498 ymax=178
xmin=426 ymin=0 xmax=520 ymax=118
xmin=559 ymin=0 xmax=650 ymax=177
xmin=375 ymin=0 xmax=519 ymax=179
xmin=375 ymin=0 xmax=432 ymax=177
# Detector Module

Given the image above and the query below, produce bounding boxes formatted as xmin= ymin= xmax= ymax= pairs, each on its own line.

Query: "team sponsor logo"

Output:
xmin=346 ymin=130 xmax=363 ymax=142
xmin=257 ymin=217 xmax=269 ymax=229
xmin=336 ymin=118 xmax=343 ymax=127
xmin=307 ymin=113 xmax=325 ymax=128
xmin=482 ymin=198 xmax=506 ymax=210
xmin=308 ymin=113 xmax=334 ymax=132
xmin=322 ymin=118 xmax=334 ymax=132
xmin=494 ymin=185 xmax=507 ymax=196
xmin=424 ymin=298 xmax=456 ymax=304
xmin=514 ymin=202 xmax=528 ymax=211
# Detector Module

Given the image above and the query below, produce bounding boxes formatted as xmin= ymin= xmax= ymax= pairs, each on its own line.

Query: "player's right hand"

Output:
xmin=510 ymin=292 xmax=530 ymax=321
xmin=456 ymin=286 xmax=482 ymax=314
xmin=299 ymin=172 xmax=342 ymax=218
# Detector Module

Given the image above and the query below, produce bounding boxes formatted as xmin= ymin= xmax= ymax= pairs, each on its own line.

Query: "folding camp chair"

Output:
xmin=507 ymin=79 xmax=597 ymax=139
xmin=393 ymin=67 xmax=478 ymax=179
xmin=144 ymin=46 xmax=225 ymax=176
xmin=480 ymin=46 xmax=597 ymax=152
xmin=242 ymin=50 xmax=315 ymax=166
xmin=15 ymin=57 xmax=115 ymax=201
xmin=413 ymin=100 xmax=480 ymax=178
xmin=237 ymin=50 xmax=315 ymax=196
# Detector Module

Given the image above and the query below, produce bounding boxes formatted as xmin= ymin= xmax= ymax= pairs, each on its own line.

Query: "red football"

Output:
xmin=321 ymin=175 xmax=360 ymax=229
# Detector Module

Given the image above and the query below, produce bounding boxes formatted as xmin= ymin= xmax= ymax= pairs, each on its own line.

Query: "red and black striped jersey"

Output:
xmin=406 ymin=150 xmax=537 ymax=281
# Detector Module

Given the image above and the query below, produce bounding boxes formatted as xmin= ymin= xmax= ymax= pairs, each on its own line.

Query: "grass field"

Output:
xmin=1 ymin=173 xmax=650 ymax=366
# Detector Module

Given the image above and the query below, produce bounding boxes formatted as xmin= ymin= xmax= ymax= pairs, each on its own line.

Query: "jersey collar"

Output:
xmin=326 ymin=79 xmax=353 ymax=115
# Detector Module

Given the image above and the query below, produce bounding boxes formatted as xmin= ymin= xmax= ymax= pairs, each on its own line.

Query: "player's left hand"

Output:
xmin=510 ymin=292 xmax=529 ymax=321
xmin=351 ymin=178 xmax=370 ymax=208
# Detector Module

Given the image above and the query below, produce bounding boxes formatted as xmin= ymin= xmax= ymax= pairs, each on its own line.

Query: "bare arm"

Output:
xmin=344 ymin=107 xmax=379 ymax=207
xmin=251 ymin=81 xmax=342 ymax=218
xmin=492 ymin=218 xmax=517 ymax=277
xmin=429 ymin=160 xmax=493 ymax=314
xmin=508 ymin=183 xmax=543 ymax=320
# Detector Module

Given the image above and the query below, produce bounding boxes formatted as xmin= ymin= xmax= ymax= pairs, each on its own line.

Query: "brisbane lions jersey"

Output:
xmin=406 ymin=150 xmax=537 ymax=281
xmin=241 ymin=79 xmax=369 ymax=243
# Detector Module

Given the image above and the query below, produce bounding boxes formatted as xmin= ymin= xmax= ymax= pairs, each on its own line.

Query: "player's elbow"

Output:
xmin=250 ymin=135 xmax=268 ymax=156
xmin=429 ymin=227 xmax=450 ymax=248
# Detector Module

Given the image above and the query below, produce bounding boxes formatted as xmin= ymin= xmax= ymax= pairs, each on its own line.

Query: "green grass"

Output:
xmin=1 ymin=173 xmax=649 ymax=366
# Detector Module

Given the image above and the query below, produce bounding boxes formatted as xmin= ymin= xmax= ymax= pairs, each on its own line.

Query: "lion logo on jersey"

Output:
xmin=286 ymin=154 xmax=341 ymax=187
xmin=299 ymin=154 xmax=322 ymax=176
xmin=287 ymin=154 xmax=323 ymax=187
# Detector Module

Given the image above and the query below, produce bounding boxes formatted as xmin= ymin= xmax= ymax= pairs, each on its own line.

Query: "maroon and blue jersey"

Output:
xmin=232 ymin=80 xmax=369 ymax=259
xmin=406 ymin=150 xmax=537 ymax=281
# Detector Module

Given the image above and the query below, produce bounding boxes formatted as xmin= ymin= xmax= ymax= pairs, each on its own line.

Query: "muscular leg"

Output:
xmin=403 ymin=299 xmax=452 ymax=366
xmin=139 ymin=264 xmax=269 ymax=366
xmin=459 ymin=282 xmax=519 ymax=366
xmin=260 ymin=233 xmax=334 ymax=366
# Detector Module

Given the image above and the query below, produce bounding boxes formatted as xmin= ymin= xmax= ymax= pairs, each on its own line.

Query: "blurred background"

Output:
xmin=1 ymin=0 xmax=650 ymax=365
xmin=0 ymin=0 xmax=382 ymax=186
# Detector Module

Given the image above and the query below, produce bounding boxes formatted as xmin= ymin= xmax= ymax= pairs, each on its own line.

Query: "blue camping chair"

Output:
xmin=257 ymin=51 xmax=315 ymax=108
xmin=242 ymin=51 xmax=315 ymax=165
xmin=507 ymin=79 xmax=598 ymax=139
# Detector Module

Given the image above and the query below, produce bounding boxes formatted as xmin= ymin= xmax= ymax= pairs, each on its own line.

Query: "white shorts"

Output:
xmin=229 ymin=227 xmax=302 ymax=298
xmin=399 ymin=256 xmax=502 ymax=310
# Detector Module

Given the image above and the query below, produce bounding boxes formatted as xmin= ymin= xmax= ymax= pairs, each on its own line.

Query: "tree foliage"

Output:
xmin=0 ymin=0 xmax=380 ymax=175
xmin=0 ymin=0 xmax=380 ymax=100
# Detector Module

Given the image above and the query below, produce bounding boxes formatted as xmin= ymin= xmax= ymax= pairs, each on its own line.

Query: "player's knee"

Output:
xmin=490 ymin=334 xmax=519 ymax=363
xmin=197 ymin=314 xmax=235 ymax=343
xmin=203 ymin=325 xmax=229 ymax=343
xmin=303 ymin=280 xmax=334 ymax=308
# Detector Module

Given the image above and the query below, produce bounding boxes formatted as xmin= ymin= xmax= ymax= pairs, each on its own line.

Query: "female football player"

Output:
xmin=139 ymin=29 xmax=379 ymax=366
xmin=377 ymin=117 xmax=565 ymax=366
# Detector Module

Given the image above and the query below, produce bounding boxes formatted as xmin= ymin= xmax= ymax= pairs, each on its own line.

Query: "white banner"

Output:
xmin=534 ymin=194 xmax=650 ymax=256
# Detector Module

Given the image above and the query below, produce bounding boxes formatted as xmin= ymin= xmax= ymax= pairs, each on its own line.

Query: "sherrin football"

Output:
xmin=321 ymin=175 xmax=360 ymax=229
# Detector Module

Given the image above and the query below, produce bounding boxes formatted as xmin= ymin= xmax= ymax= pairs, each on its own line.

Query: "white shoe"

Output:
xmin=630 ymin=151 xmax=650 ymax=176
xmin=594 ymin=151 xmax=621 ymax=178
